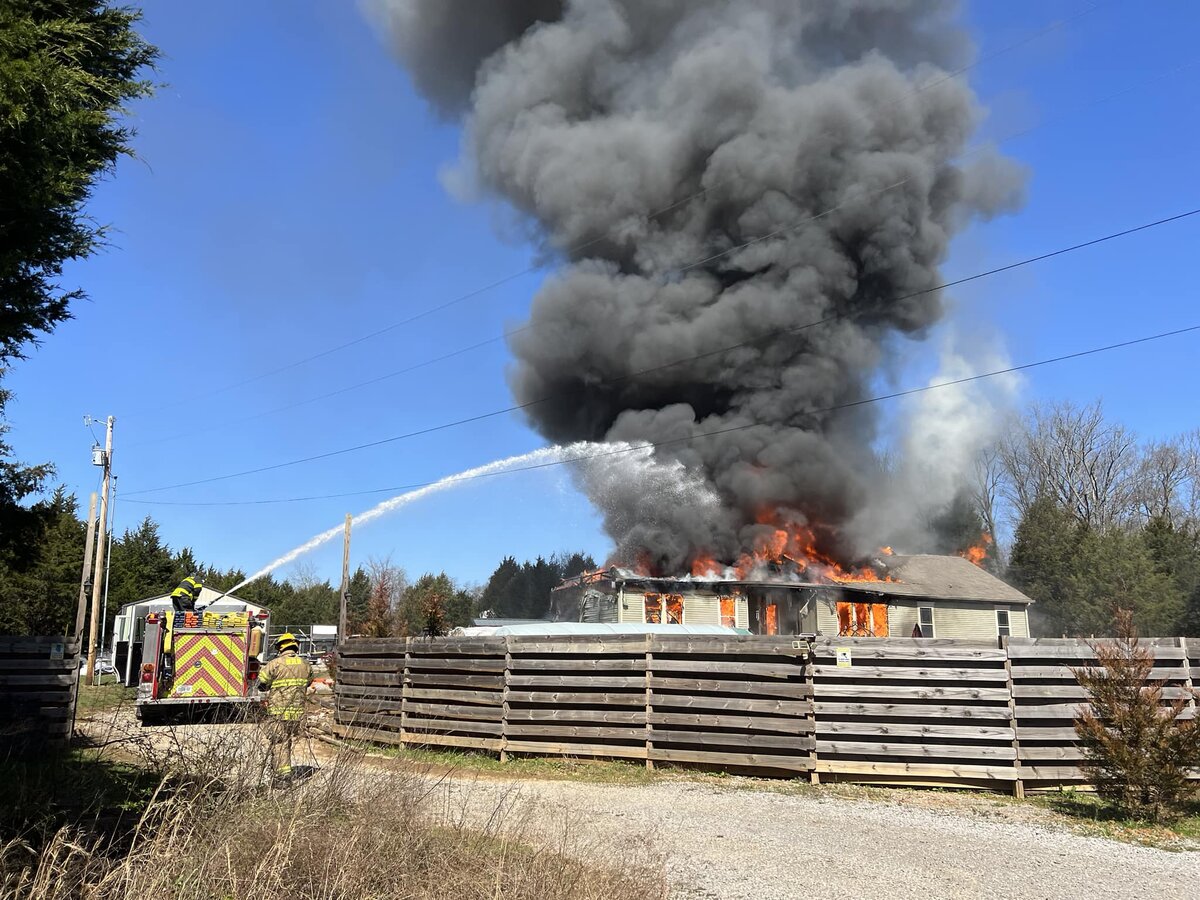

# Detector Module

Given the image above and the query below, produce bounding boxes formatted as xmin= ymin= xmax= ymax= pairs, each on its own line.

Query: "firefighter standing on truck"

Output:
xmin=258 ymin=633 xmax=312 ymax=783
xmin=170 ymin=575 xmax=205 ymax=613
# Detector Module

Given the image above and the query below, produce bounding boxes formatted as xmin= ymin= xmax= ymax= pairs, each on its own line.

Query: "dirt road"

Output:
xmin=80 ymin=709 xmax=1198 ymax=900
xmin=438 ymin=776 xmax=1198 ymax=900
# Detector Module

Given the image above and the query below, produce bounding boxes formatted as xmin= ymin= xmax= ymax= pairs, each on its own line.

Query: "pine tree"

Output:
xmin=1009 ymin=496 xmax=1087 ymax=635
xmin=399 ymin=573 xmax=457 ymax=637
xmin=0 ymin=487 xmax=84 ymax=634
xmin=1072 ymin=610 xmax=1200 ymax=822
xmin=346 ymin=566 xmax=371 ymax=633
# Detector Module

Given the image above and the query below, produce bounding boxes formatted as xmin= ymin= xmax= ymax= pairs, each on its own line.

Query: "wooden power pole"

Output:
xmin=73 ymin=492 xmax=99 ymax=640
xmin=338 ymin=514 xmax=352 ymax=645
xmin=85 ymin=416 xmax=114 ymax=686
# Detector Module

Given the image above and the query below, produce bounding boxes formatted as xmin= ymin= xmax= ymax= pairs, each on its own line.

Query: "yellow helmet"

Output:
xmin=275 ymin=633 xmax=299 ymax=652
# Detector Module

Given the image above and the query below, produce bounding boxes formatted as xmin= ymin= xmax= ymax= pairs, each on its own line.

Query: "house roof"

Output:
xmin=843 ymin=555 xmax=1031 ymax=604
xmin=555 ymin=555 xmax=1031 ymax=605
xmin=117 ymin=586 xmax=265 ymax=614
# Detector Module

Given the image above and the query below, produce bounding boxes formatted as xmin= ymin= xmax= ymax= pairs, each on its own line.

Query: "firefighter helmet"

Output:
xmin=275 ymin=632 xmax=299 ymax=652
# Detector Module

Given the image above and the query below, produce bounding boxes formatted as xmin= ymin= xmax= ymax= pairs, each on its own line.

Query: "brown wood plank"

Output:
xmin=507 ymin=708 xmax=645 ymax=724
xmin=507 ymin=657 xmax=647 ymax=672
xmin=651 ymin=729 xmax=815 ymax=752
xmin=812 ymin=665 xmax=1007 ymax=682
xmin=1010 ymin=702 xmax=1089 ymax=719
xmin=1019 ymin=745 xmax=1086 ymax=761
xmin=504 ymin=740 xmax=648 ymax=759
xmin=0 ymin=658 xmax=79 ymax=672
xmin=334 ymin=658 xmax=405 ymax=673
xmin=505 ymin=690 xmax=645 ymax=706
xmin=403 ymin=701 xmax=506 ymax=721
xmin=816 ymin=740 xmax=1016 ymax=760
xmin=505 ymin=723 xmax=647 ymax=740
xmin=1015 ymin=726 xmax=1082 ymax=741
xmin=812 ymin=638 xmax=1001 ymax=657
xmin=815 ymin=760 xmax=1017 ymax=780
xmin=814 ymin=701 xmax=1012 ymax=720
xmin=405 ymin=717 xmax=503 ymax=736
xmin=649 ymin=676 xmax=811 ymax=698
xmin=403 ymin=732 xmax=504 ymax=752
xmin=816 ymin=721 xmax=1015 ymax=741
xmin=337 ymin=697 xmax=405 ymax=713
xmin=337 ymin=670 xmax=401 ymax=687
xmin=648 ymin=747 xmax=813 ymax=771
xmin=814 ymin=684 xmax=1010 ymax=701
xmin=1022 ymin=765 xmax=1086 ymax=780
xmin=648 ymin=712 xmax=812 ymax=734
xmin=1010 ymin=665 xmax=1186 ymax=680
xmin=0 ymin=676 xmax=73 ymax=691
xmin=402 ymin=687 xmax=503 ymax=705
xmin=648 ymin=659 xmax=803 ymax=679
xmin=403 ymin=657 xmax=507 ymax=673
xmin=1013 ymin=685 xmax=1190 ymax=699
xmin=406 ymin=672 xmax=505 ymax=689
xmin=648 ymin=694 xmax=812 ymax=716
xmin=1006 ymin=644 xmax=1185 ymax=660
xmin=506 ymin=674 xmax=646 ymax=689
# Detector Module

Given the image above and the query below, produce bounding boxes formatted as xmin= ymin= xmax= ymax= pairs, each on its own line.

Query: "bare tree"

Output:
xmin=362 ymin=557 xmax=407 ymax=638
xmin=999 ymin=401 xmax=1140 ymax=530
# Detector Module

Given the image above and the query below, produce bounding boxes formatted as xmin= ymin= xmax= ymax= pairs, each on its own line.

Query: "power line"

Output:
xmin=121 ymin=206 xmax=1200 ymax=497
xmin=123 ymin=320 xmax=1200 ymax=507
xmin=123 ymin=5 xmax=1102 ymax=422
xmin=127 ymin=48 xmax=1197 ymax=449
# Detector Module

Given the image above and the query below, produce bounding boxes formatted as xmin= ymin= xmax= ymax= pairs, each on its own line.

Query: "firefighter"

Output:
xmin=258 ymin=632 xmax=312 ymax=782
xmin=169 ymin=575 xmax=205 ymax=613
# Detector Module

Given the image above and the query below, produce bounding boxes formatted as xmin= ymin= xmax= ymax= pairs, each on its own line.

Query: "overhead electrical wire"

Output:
xmin=121 ymin=206 xmax=1200 ymax=498
xmin=122 ymin=4 xmax=1105 ymax=422
xmin=127 ymin=46 xmax=1197 ymax=450
xmin=123 ymin=320 xmax=1200 ymax=507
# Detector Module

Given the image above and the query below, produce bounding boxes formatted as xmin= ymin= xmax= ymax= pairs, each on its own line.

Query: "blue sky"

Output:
xmin=6 ymin=1 xmax=1199 ymax=588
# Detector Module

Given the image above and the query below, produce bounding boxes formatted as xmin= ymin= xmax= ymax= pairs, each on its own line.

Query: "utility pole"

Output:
xmin=85 ymin=416 xmax=114 ymax=686
xmin=338 ymin=514 xmax=352 ymax=645
xmin=73 ymin=493 xmax=98 ymax=640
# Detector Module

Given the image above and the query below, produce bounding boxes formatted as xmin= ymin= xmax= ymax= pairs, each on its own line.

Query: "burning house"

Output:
xmin=551 ymin=554 xmax=1031 ymax=641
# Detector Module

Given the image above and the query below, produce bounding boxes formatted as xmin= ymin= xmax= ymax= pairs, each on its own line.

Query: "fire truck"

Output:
xmin=135 ymin=604 xmax=270 ymax=725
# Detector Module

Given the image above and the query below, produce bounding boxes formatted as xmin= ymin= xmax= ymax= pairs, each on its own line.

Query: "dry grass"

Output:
xmin=2 ymin=708 xmax=666 ymax=900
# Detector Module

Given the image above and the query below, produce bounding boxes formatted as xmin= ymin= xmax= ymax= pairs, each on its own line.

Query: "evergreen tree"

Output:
xmin=1009 ymin=496 xmax=1087 ymax=636
xmin=398 ymin=573 xmax=458 ymax=637
xmin=346 ymin=566 xmax=371 ymax=633
xmin=0 ymin=487 xmax=84 ymax=634
xmin=0 ymin=1 xmax=156 ymax=550
xmin=479 ymin=555 xmax=521 ymax=616
xmin=107 ymin=517 xmax=176 ymax=615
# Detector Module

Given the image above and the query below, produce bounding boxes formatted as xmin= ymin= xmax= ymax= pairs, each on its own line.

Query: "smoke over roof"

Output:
xmin=372 ymin=0 xmax=1025 ymax=573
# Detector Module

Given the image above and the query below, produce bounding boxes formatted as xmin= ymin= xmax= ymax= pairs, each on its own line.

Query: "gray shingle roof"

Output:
xmin=845 ymin=554 xmax=1031 ymax=604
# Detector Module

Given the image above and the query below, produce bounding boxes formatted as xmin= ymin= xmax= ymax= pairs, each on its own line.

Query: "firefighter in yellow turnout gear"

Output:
xmin=258 ymin=633 xmax=312 ymax=782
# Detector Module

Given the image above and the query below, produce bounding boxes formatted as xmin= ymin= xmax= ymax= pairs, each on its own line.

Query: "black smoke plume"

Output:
xmin=373 ymin=0 xmax=1024 ymax=573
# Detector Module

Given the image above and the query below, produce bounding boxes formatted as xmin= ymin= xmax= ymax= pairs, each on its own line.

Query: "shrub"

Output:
xmin=1071 ymin=609 xmax=1200 ymax=822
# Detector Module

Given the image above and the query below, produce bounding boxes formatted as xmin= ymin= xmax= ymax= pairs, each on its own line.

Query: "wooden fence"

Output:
xmin=0 ymin=635 xmax=79 ymax=748
xmin=334 ymin=634 xmax=1200 ymax=793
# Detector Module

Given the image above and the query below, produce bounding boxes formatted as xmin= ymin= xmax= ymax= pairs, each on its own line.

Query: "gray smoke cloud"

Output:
xmin=373 ymin=0 xmax=1025 ymax=572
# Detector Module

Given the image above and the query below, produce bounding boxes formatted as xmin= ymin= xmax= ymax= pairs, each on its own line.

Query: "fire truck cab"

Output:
xmin=134 ymin=599 xmax=270 ymax=725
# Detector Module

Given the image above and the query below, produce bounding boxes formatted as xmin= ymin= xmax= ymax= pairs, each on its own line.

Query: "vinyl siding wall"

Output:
xmin=815 ymin=596 xmax=1030 ymax=639
xmin=614 ymin=588 xmax=749 ymax=628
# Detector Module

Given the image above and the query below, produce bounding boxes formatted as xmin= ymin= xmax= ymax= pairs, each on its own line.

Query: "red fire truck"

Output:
xmin=135 ymin=605 xmax=270 ymax=725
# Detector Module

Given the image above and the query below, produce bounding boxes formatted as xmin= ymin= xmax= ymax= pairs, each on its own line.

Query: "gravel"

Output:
xmin=440 ymin=777 xmax=1200 ymax=900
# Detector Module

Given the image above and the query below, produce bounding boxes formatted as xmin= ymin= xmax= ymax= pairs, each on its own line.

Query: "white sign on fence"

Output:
xmin=836 ymin=647 xmax=852 ymax=667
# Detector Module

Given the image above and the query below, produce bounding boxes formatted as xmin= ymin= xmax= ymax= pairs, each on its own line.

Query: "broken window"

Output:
xmin=764 ymin=603 xmax=778 ymax=635
xmin=836 ymin=602 xmax=890 ymax=637
xmin=644 ymin=594 xmax=662 ymax=624
xmin=644 ymin=593 xmax=684 ymax=625
xmin=719 ymin=596 xmax=737 ymax=628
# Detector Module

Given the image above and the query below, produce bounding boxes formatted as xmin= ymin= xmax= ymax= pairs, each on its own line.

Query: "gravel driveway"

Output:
xmin=439 ymin=776 xmax=1199 ymax=900
xmin=81 ymin=708 xmax=1198 ymax=900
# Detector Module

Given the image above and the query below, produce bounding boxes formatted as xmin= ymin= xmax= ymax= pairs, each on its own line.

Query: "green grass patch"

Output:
xmin=1033 ymin=789 xmax=1200 ymax=849
xmin=348 ymin=742 xmax=663 ymax=785
xmin=75 ymin=681 xmax=135 ymax=714
xmin=0 ymin=749 xmax=161 ymax=846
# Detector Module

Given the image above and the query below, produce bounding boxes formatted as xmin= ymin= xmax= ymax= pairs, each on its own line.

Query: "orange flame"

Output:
xmin=879 ymin=546 xmax=894 ymax=556
xmin=688 ymin=512 xmax=896 ymax=584
xmin=959 ymin=533 xmax=993 ymax=568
